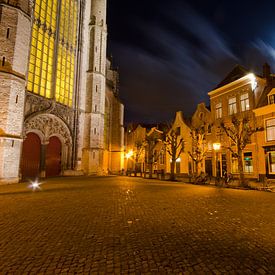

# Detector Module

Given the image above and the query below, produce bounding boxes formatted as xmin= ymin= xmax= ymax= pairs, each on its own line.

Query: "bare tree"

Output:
xmin=220 ymin=115 xmax=262 ymax=187
xmin=165 ymin=129 xmax=184 ymax=181
xmin=144 ymin=128 xmax=164 ymax=179
xmin=188 ymin=123 xmax=208 ymax=176
xmin=133 ymin=141 xmax=145 ymax=176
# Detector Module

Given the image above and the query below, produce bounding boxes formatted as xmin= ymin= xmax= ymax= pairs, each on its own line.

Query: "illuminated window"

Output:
xmin=27 ymin=0 xmax=78 ymax=107
xmin=240 ymin=93 xmax=250 ymax=111
xmin=268 ymin=152 xmax=275 ymax=174
xmin=269 ymin=94 xmax=275 ymax=104
xmin=215 ymin=103 xmax=222 ymax=119
xmin=244 ymin=152 xmax=253 ymax=173
xmin=228 ymin=97 xmax=237 ymax=115
xmin=159 ymin=151 xmax=164 ymax=165
xmin=266 ymin=118 xmax=275 ymax=141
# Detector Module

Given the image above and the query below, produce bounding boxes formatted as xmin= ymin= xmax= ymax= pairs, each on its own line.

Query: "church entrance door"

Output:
xmin=21 ymin=132 xmax=41 ymax=179
xmin=46 ymin=136 xmax=62 ymax=177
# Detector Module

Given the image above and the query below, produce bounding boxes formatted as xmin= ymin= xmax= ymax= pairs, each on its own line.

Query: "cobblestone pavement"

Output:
xmin=0 ymin=176 xmax=274 ymax=274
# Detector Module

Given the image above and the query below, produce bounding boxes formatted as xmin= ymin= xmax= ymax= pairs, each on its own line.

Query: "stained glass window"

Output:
xmin=27 ymin=0 xmax=78 ymax=107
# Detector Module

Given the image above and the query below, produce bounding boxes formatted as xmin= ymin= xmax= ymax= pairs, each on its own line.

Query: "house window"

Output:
xmin=228 ymin=97 xmax=237 ymax=115
xmin=207 ymin=124 xmax=211 ymax=134
xmin=240 ymin=93 xmax=250 ymax=111
xmin=159 ymin=151 xmax=164 ymax=165
xmin=268 ymin=152 xmax=275 ymax=173
xmin=266 ymin=118 xmax=275 ymax=141
xmin=215 ymin=103 xmax=222 ymax=119
xmin=244 ymin=152 xmax=253 ymax=173
xmin=6 ymin=28 xmax=10 ymax=39
xmin=269 ymin=94 xmax=275 ymax=104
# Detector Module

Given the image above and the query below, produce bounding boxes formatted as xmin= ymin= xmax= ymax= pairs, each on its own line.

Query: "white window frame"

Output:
xmin=228 ymin=97 xmax=237 ymax=115
xmin=215 ymin=102 xmax=222 ymax=119
xmin=266 ymin=118 xmax=275 ymax=142
xmin=240 ymin=93 xmax=250 ymax=111
xmin=268 ymin=151 xmax=275 ymax=174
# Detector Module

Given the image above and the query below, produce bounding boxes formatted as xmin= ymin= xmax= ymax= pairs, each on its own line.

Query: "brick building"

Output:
xmin=193 ymin=64 xmax=275 ymax=180
xmin=0 ymin=0 xmax=124 ymax=183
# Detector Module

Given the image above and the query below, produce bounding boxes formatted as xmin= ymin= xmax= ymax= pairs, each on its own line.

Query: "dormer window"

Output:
xmin=269 ymin=94 xmax=275 ymax=104
xmin=267 ymin=88 xmax=275 ymax=104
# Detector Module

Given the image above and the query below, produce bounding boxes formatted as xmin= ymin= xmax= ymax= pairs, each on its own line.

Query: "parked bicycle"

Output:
xmin=194 ymin=172 xmax=210 ymax=185
xmin=215 ymin=172 xmax=233 ymax=187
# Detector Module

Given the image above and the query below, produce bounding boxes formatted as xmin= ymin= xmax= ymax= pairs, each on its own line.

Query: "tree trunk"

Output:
xmin=197 ymin=161 xmax=202 ymax=175
xmin=149 ymin=163 xmax=153 ymax=179
xmin=237 ymin=149 xmax=246 ymax=187
xmin=170 ymin=160 xmax=176 ymax=181
xmin=134 ymin=162 xmax=137 ymax=177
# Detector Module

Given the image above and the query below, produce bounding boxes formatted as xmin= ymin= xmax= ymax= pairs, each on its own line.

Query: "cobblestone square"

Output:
xmin=0 ymin=176 xmax=274 ymax=274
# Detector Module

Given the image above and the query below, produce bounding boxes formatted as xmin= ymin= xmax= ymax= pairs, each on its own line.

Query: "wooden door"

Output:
xmin=21 ymin=133 xmax=41 ymax=179
xmin=46 ymin=136 xmax=61 ymax=177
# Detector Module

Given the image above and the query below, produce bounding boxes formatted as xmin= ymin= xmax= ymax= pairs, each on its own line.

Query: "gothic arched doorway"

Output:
xmin=21 ymin=132 xmax=41 ymax=179
xmin=46 ymin=136 xmax=62 ymax=177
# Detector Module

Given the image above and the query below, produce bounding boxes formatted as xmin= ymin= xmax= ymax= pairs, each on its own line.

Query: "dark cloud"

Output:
xmin=107 ymin=0 xmax=275 ymax=123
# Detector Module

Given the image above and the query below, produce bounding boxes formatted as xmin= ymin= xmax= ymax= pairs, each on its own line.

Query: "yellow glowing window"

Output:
xmin=27 ymin=0 xmax=78 ymax=105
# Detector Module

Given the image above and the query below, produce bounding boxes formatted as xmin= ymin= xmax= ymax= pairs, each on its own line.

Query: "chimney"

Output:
xmin=263 ymin=63 xmax=271 ymax=83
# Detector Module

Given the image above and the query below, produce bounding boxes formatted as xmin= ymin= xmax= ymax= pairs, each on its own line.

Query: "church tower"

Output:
xmin=79 ymin=0 xmax=107 ymax=174
xmin=0 ymin=0 xmax=32 ymax=183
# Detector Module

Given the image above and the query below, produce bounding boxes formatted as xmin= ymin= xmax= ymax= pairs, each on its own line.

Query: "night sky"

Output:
xmin=107 ymin=0 xmax=275 ymax=124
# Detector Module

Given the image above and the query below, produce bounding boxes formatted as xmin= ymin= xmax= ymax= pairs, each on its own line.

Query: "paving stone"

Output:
xmin=0 ymin=176 xmax=274 ymax=273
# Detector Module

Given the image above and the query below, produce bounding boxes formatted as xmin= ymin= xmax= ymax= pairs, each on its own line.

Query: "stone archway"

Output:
xmin=22 ymin=114 xmax=73 ymax=178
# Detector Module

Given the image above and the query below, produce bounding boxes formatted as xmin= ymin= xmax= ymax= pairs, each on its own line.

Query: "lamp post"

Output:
xmin=125 ymin=150 xmax=134 ymax=175
xmin=213 ymin=142 xmax=221 ymax=177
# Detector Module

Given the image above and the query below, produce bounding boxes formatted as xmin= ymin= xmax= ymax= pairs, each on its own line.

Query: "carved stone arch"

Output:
xmin=24 ymin=114 xmax=72 ymax=145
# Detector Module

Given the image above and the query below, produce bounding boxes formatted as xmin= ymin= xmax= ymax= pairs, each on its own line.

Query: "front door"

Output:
xmin=21 ymin=132 xmax=41 ymax=179
xmin=46 ymin=136 xmax=61 ymax=177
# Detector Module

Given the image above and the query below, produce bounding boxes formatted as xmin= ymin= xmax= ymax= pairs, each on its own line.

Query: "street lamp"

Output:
xmin=213 ymin=142 xmax=221 ymax=177
xmin=125 ymin=150 xmax=133 ymax=159
xmin=125 ymin=150 xmax=134 ymax=175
